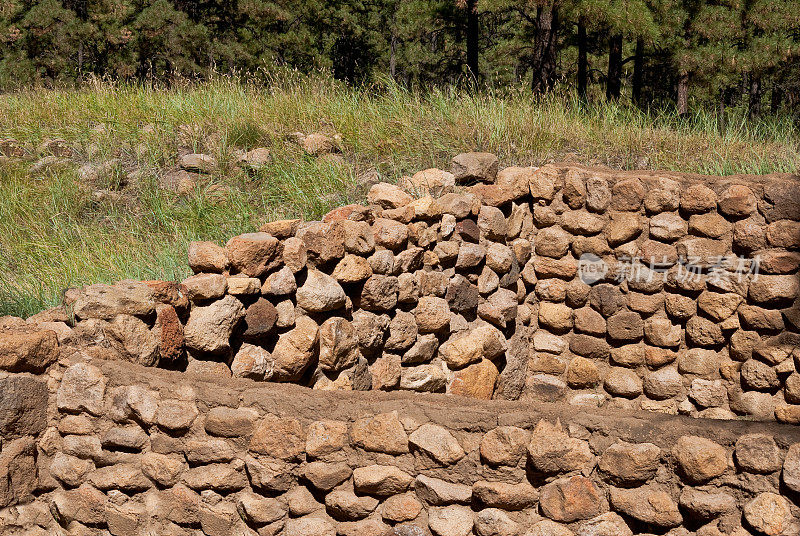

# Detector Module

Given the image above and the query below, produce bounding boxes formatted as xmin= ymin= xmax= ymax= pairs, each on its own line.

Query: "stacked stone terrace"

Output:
xmin=1 ymin=154 xmax=800 ymax=535
xmin=11 ymin=153 xmax=799 ymax=421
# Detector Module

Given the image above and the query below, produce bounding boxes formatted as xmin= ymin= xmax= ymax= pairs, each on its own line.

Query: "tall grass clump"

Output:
xmin=0 ymin=74 xmax=798 ymax=317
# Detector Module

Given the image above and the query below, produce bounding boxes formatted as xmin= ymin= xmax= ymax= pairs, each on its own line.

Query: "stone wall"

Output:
xmin=3 ymin=357 xmax=800 ymax=535
xmin=9 ymin=156 xmax=797 ymax=422
xmin=4 ymin=156 xmax=800 ymax=424
xmin=2 ymin=156 xmax=800 ymax=534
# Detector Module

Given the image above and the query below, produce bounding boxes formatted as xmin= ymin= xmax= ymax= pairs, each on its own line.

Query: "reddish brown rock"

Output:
xmin=448 ymin=359 xmax=499 ymax=399
xmin=0 ymin=327 xmax=59 ymax=373
xmin=539 ymin=476 xmax=604 ymax=522
xmin=225 ymin=232 xmax=279 ymax=277
xmin=718 ymin=184 xmax=757 ymax=217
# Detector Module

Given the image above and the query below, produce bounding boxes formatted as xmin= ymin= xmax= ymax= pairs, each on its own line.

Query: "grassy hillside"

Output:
xmin=1 ymin=76 xmax=799 ymax=317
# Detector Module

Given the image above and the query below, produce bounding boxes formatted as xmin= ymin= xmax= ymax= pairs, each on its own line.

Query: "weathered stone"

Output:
xmin=673 ymin=435 xmax=727 ymax=483
xmin=527 ymin=419 xmax=593 ymax=474
xmin=456 ymin=242 xmax=485 ymax=269
xmin=438 ymin=330 xmax=483 ymax=369
xmin=496 ymin=167 xmax=536 ymax=200
xmin=50 ymin=484 xmax=108 ymax=525
xmin=678 ymin=488 xmax=736 ymax=521
xmin=697 ymin=291 xmax=743 ymax=321
xmin=72 ymin=281 xmax=156 ymax=320
xmin=689 ymin=379 xmax=727 ymax=407
xmin=240 ymin=298 xmax=277 ymax=339
xmin=599 ymin=442 xmax=661 ymax=485
xmin=609 ymin=486 xmax=681 ymax=527
xmin=563 ymin=210 xmax=605 ymax=236
xmin=536 ymin=226 xmax=572 ymax=258
xmin=589 ymin=284 xmax=625 ymax=317
xmin=296 ymin=269 xmax=346 ymax=312
xmin=681 ymin=184 xmax=717 ymax=213
xmin=205 ymin=406 xmax=258 ymax=437
xmin=743 ymin=492 xmax=790 ymax=536
xmin=187 ymin=241 xmax=228 ymax=273
xmin=249 ymin=415 xmax=305 ymax=460
xmin=644 ymin=177 xmax=681 ymax=213
xmin=303 ymin=419 xmax=349 ymax=459
xmin=368 ymin=182 xmax=413 ymax=208
xmin=783 ymin=443 xmax=800 ymax=492
xmin=1 ymin=328 xmax=60 ymax=377
xmin=566 ymin=356 xmax=600 ymax=388
xmin=325 ymin=488 xmax=378 ymax=520
xmin=370 ymin=353 xmax=401 ymax=390
xmin=606 ymin=311 xmax=643 ymax=342
xmin=426 ymin=504 xmax=473 ymax=536
xmin=184 ymin=295 xmax=244 ymax=354
xmin=90 ymin=463 xmax=151 ymax=492
xmin=474 ymin=508 xmax=520 ymax=536
xmin=603 ymin=368 xmax=643 ymax=398
xmin=473 ymin=480 xmax=538 ymax=510
xmin=401 ymin=363 xmax=447 ymax=392
xmin=649 ymin=213 xmax=687 ymax=242
xmin=749 ymin=274 xmax=799 ymax=305
xmin=446 ymin=275 xmax=479 ymax=313
xmin=409 ymin=423 xmax=464 ymax=465
xmin=285 ymin=516 xmax=336 ymax=536
xmin=225 ymin=232 xmax=279 ymax=277
xmin=718 ymin=184 xmax=756 ymax=217
xmin=359 ymin=275 xmax=399 ymax=311
xmin=317 ymin=317 xmax=359 ymax=372
xmin=351 ymin=411 xmax=409 ymax=455
xmin=734 ymin=434 xmax=781 ymax=473
xmin=304 ymin=461 xmax=352 ymax=491
xmin=479 ymin=426 xmax=529 ymax=467
xmin=180 ymin=152 xmax=217 ymax=173
xmin=643 ymin=367 xmax=683 ymax=400
xmin=540 ymin=476 xmax=604 ymax=522
xmin=382 ymin=492 xmax=422 ymax=523
xmin=452 ymin=152 xmax=499 ymax=183
xmin=448 ymin=357 xmax=498 ymax=399
xmin=353 ymin=465 xmax=413 ymax=496
xmin=415 ymin=474 xmax=472 ymax=505
xmin=57 ymin=363 xmax=106 ymax=416
xmin=416 ymin=296 xmax=451 ymax=332
xmin=236 ymin=491 xmax=285 ymax=526
xmin=539 ymin=302 xmax=573 ymax=332
xmin=686 ymin=316 xmax=724 ymax=347
xmin=405 ymin=168 xmax=455 ymax=196
xmin=403 ymin=334 xmax=438 ymax=365
xmin=438 ymin=193 xmax=478 ymax=219
xmin=586 ymin=176 xmax=611 ymax=212
xmin=105 ymin=314 xmax=159 ymax=366
xmin=272 ymin=315 xmax=319 ymax=381
xmin=230 ymin=342 xmax=273 ymax=379
xmin=740 ymin=359 xmax=779 ymax=391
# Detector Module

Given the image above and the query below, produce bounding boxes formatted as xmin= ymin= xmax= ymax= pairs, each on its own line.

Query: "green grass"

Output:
xmin=1 ymin=74 xmax=799 ymax=318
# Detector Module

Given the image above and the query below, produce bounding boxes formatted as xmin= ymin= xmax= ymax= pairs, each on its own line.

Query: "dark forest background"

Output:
xmin=1 ymin=0 xmax=799 ymax=117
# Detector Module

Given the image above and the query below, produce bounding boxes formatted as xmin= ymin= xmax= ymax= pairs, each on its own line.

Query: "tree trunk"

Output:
xmin=771 ymin=85 xmax=783 ymax=115
xmin=677 ymin=72 xmax=689 ymax=115
xmin=748 ymin=74 xmax=761 ymax=118
xmin=577 ymin=21 xmax=587 ymax=98
xmin=606 ymin=34 xmax=622 ymax=100
xmin=531 ymin=5 xmax=559 ymax=94
xmin=466 ymin=0 xmax=479 ymax=81
xmin=632 ymin=38 xmax=644 ymax=106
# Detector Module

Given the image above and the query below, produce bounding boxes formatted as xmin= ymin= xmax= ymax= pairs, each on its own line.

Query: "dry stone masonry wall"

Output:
xmin=3 ymin=359 xmax=800 ymax=535
xmin=2 ymin=154 xmax=800 ymax=534
xmin=7 ymin=154 xmax=798 ymax=422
